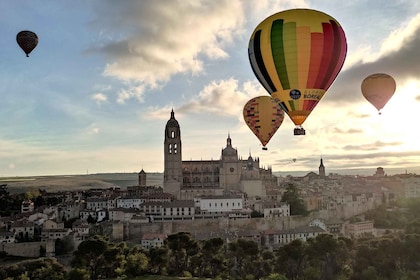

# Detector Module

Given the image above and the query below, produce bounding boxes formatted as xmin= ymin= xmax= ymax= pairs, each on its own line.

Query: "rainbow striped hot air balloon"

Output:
xmin=248 ymin=9 xmax=347 ymax=135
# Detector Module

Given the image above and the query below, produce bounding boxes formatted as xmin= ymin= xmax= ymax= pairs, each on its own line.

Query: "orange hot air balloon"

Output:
xmin=361 ymin=73 xmax=396 ymax=114
xmin=248 ymin=9 xmax=347 ymax=135
xmin=243 ymin=96 xmax=285 ymax=150
xmin=16 ymin=30 xmax=38 ymax=57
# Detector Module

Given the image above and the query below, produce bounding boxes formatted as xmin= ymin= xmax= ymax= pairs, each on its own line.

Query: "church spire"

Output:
xmin=226 ymin=132 xmax=232 ymax=147
xmin=319 ymin=156 xmax=326 ymax=178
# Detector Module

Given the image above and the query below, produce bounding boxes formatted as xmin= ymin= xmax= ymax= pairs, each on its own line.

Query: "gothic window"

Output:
xmin=171 ymin=131 xmax=175 ymax=138
xmin=174 ymin=143 xmax=177 ymax=154
xmin=168 ymin=144 xmax=172 ymax=154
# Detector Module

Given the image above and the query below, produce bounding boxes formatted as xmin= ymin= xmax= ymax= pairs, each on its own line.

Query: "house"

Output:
xmin=43 ymin=219 xmax=64 ymax=230
xmin=262 ymin=202 xmax=290 ymax=218
xmin=344 ymin=220 xmax=374 ymax=238
xmin=80 ymin=208 xmax=107 ymax=223
xmin=195 ymin=195 xmax=243 ymax=214
xmin=262 ymin=225 xmax=326 ymax=249
xmin=21 ymin=200 xmax=34 ymax=213
xmin=116 ymin=196 xmax=143 ymax=209
xmin=0 ymin=231 xmax=15 ymax=243
xmin=86 ymin=198 xmax=108 ymax=211
xmin=140 ymin=233 xmax=167 ymax=249
xmin=72 ymin=220 xmax=90 ymax=244
xmin=41 ymin=228 xmax=72 ymax=242
xmin=10 ymin=220 xmax=35 ymax=241
xmin=109 ymin=208 xmax=142 ymax=222
xmin=58 ymin=201 xmax=84 ymax=221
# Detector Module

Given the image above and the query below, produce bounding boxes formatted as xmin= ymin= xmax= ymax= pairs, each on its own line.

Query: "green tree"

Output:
xmin=148 ymin=246 xmax=169 ymax=275
xmin=66 ymin=268 xmax=90 ymax=280
xmin=275 ymin=239 xmax=308 ymax=280
xmin=166 ymin=232 xmax=199 ymax=276
xmin=227 ymin=238 xmax=260 ymax=279
xmin=281 ymin=183 xmax=307 ymax=215
xmin=124 ymin=251 xmax=149 ymax=277
xmin=71 ymin=236 xmax=109 ymax=280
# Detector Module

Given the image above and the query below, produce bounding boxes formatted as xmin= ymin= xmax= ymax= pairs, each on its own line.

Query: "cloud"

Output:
xmin=92 ymin=93 xmax=108 ymax=105
xmin=89 ymin=0 xmax=247 ymax=102
xmin=333 ymin=127 xmax=364 ymax=134
xmin=326 ymin=13 xmax=420 ymax=104
xmin=342 ymin=140 xmax=402 ymax=151
xmin=177 ymin=78 xmax=260 ymax=117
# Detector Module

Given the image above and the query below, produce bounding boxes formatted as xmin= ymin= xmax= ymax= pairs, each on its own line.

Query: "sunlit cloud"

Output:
xmin=92 ymin=93 xmax=108 ymax=105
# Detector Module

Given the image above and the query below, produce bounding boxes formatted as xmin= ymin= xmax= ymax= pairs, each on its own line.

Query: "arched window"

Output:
xmin=171 ymin=131 xmax=175 ymax=138
xmin=168 ymin=144 xmax=172 ymax=154
xmin=174 ymin=143 xmax=178 ymax=154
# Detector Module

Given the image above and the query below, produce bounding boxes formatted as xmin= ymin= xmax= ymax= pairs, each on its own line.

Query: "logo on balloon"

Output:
xmin=290 ymin=89 xmax=301 ymax=100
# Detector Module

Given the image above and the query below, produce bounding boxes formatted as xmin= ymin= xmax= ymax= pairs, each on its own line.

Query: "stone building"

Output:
xmin=163 ymin=110 xmax=277 ymax=200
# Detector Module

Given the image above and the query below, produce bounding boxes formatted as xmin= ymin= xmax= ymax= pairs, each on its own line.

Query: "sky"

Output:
xmin=1 ymin=0 xmax=420 ymax=177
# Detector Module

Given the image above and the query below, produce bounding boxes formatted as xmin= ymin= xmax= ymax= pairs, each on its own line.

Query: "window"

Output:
xmin=169 ymin=144 xmax=172 ymax=154
xmin=171 ymin=131 xmax=175 ymax=138
xmin=174 ymin=143 xmax=177 ymax=154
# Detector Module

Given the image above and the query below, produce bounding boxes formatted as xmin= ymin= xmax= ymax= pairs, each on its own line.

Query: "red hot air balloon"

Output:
xmin=248 ymin=9 xmax=347 ymax=135
xmin=16 ymin=30 xmax=38 ymax=57
xmin=243 ymin=96 xmax=285 ymax=150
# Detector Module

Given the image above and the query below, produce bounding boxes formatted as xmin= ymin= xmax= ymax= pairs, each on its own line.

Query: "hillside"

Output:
xmin=0 ymin=172 xmax=164 ymax=194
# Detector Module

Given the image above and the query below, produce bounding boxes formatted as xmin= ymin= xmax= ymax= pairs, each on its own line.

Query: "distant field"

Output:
xmin=1 ymin=172 xmax=164 ymax=194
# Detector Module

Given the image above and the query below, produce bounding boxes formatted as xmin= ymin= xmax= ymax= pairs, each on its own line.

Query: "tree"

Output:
xmin=166 ymin=232 xmax=199 ymax=276
xmin=66 ymin=268 xmax=89 ymax=280
xmin=275 ymin=239 xmax=308 ymax=280
xmin=281 ymin=183 xmax=307 ymax=215
xmin=71 ymin=236 xmax=109 ymax=280
xmin=125 ymin=251 xmax=149 ymax=277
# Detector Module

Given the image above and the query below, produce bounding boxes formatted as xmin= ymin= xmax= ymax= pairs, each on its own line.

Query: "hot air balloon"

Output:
xmin=361 ymin=73 xmax=396 ymax=114
xmin=243 ymin=96 xmax=285 ymax=150
xmin=16 ymin=30 xmax=38 ymax=57
xmin=248 ymin=9 xmax=347 ymax=135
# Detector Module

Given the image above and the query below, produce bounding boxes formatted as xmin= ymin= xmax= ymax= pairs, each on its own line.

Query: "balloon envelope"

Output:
xmin=16 ymin=30 xmax=38 ymax=57
xmin=243 ymin=96 xmax=285 ymax=149
xmin=248 ymin=9 xmax=347 ymax=127
xmin=361 ymin=73 xmax=396 ymax=113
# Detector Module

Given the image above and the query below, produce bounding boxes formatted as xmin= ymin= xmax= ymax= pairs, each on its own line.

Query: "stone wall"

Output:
xmin=1 ymin=240 xmax=55 ymax=257
xmin=126 ymin=215 xmax=318 ymax=239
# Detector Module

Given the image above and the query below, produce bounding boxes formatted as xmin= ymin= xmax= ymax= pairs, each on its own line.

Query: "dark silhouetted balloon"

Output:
xmin=16 ymin=30 xmax=38 ymax=57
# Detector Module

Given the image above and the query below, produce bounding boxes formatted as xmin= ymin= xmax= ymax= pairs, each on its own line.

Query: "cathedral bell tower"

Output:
xmin=163 ymin=109 xmax=182 ymax=198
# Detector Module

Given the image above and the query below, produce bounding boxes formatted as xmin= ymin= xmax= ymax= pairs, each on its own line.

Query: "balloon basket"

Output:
xmin=294 ymin=127 xmax=306 ymax=136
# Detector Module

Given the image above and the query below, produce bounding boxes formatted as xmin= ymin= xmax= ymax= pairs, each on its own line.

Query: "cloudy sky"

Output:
xmin=1 ymin=0 xmax=420 ymax=177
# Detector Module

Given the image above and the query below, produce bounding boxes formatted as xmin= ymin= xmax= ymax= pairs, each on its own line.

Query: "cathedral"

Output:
xmin=163 ymin=110 xmax=277 ymax=200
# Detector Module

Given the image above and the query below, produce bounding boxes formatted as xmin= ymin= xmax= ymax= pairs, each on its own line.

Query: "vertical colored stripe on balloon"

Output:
xmin=303 ymin=100 xmax=319 ymax=111
xmin=288 ymin=100 xmax=296 ymax=111
xmin=306 ymin=33 xmax=323 ymax=88
xmin=249 ymin=31 xmax=277 ymax=93
xmin=314 ymin=23 xmax=333 ymax=89
xmin=323 ymin=21 xmax=347 ymax=89
xmin=296 ymin=26 xmax=311 ymax=90
xmin=282 ymin=22 xmax=298 ymax=88
xmin=271 ymin=20 xmax=290 ymax=89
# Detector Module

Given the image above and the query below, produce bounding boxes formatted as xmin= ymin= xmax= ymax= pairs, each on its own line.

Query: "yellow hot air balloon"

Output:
xmin=248 ymin=9 xmax=347 ymax=135
xmin=361 ymin=73 xmax=396 ymax=114
xmin=243 ymin=96 xmax=285 ymax=150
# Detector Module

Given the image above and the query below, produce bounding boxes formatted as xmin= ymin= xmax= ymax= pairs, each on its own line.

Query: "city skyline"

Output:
xmin=1 ymin=1 xmax=420 ymax=177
